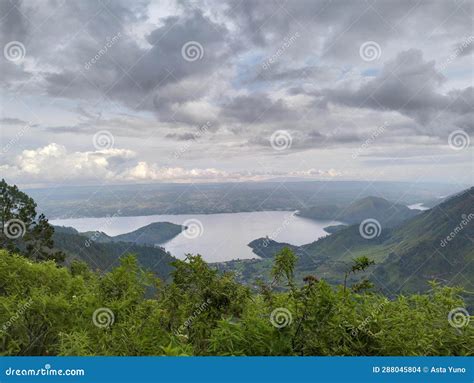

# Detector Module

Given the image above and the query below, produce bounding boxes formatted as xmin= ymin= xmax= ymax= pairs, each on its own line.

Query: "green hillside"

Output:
xmin=53 ymin=231 xmax=177 ymax=281
xmin=221 ymin=188 xmax=474 ymax=297
xmin=1 ymin=179 xmax=472 ymax=357
xmin=112 ymin=222 xmax=183 ymax=246
xmin=297 ymin=196 xmax=419 ymax=227
xmin=373 ymin=188 xmax=474 ymax=295
xmin=56 ymin=221 xmax=183 ymax=246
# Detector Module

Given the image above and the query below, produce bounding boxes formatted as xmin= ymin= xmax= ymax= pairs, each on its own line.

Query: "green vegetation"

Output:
xmin=224 ymin=188 xmax=474 ymax=299
xmin=323 ymin=224 xmax=348 ymax=234
xmin=0 ymin=249 xmax=472 ymax=356
xmin=79 ymin=222 xmax=183 ymax=246
xmin=52 ymin=230 xmax=176 ymax=280
xmin=0 ymin=179 xmax=64 ymax=262
xmin=52 ymin=223 xmax=181 ymax=279
xmin=297 ymin=196 xmax=419 ymax=227
xmin=1 ymin=180 xmax=472 ymax=356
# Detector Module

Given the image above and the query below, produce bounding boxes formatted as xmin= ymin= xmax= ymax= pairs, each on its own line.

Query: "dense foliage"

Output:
xmin=1 ymin=249 xmax=472 ymax=356
xmin=221 ymin=188 xmax=474 ymax=299
xmin=1 ymin=180 xmax=472 ymax=356
xmin=0 ymin=179 xmax=64 ymax=262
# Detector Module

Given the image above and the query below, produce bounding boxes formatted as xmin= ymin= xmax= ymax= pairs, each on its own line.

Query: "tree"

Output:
xmin=0 ymin=179 xmax=64 ymax=262
xmin=271 ymin=247 xmax=297 ymax=288
xmin=343 ymin=256 xmax=375 ymax=293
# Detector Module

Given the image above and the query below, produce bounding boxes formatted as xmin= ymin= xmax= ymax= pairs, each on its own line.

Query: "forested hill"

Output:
xmin=53 ymin=229 xmax=177 ymax=280
xmin=372 ymin=187 xmax=474 ymax=295
xmin=1 ymin=179 xmax=472 ymax=357
xmin=69 ymin=222 xmax=184 ymax=246
xmin=221 ymin=187 xmax=474 ymax=298
xmin=297 ymin=196 xmax=419 ymax=227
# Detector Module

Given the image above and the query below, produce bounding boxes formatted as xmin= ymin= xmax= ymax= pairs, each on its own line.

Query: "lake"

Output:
xmin=407 ymin=203 xmax=429 ymax=211
xmin=51 ymin=211 xmax=342 ymax=262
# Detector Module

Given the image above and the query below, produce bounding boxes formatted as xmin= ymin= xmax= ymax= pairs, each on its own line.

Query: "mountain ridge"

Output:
xmin=220 ymin=187 xmax=474 ymax=297
xmin=297 ymin=195 xmax=419 ymax=227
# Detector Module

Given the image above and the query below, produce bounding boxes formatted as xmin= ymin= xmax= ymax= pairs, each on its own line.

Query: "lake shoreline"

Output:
xmin=51 ymin=211 xmax=342 ymax=263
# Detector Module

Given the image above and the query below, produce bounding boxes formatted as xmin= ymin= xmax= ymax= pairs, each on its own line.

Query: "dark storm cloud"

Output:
xmin=227 ymin=0 xmax=471 ymax=60
xmin=29 ymin=2 xmax=234 ymax=126
xmin=222 ymin=94 xmax=297 ymax=124
xmin=1 ymin=0 xmax=472 ymax=148
xmin=324 ymin=49 xmax=473 ymax=137
xmin=0 ymin=0 xmax=28 ymax=43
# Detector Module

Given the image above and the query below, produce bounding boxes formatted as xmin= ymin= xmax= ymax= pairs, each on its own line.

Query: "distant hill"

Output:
xmin=221 ymin=187 xmax=474 ymax=297
xmin=55 ymin=222 xmax=183 ymax=247
xmin=248 ymin=237 xmax=299 ymax=259
xmin=52 ymin=221 xmax=183 ymax=280
xmin=107 ymin=222 xmax=183 ymax=246
xmin=297 ymin=196 xmax=419 ymax=227
xmin=323 ymin=224 xmax=348 ymax=234
xmin=53 ymin=230 xmax=177 ymax=281
xmin=372 ymin=187 xmax=474 ymax=295
xmin=28 ymin=181 xmax=464 ymax=219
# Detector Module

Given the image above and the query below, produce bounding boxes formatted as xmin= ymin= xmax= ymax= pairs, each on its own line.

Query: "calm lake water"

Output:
xmin=51 ymin=211 xmax=341 ymax=262
xmin=407 ymin=202 xmax=429 ymax=211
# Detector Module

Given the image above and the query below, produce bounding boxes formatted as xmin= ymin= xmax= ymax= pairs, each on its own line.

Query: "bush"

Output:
xmin=0 ymin=250 xmax=472 ymax=356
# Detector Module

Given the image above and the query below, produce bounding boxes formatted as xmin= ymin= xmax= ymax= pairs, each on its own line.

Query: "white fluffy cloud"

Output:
xmin=1 ymin=144 xmax=341 ymax=184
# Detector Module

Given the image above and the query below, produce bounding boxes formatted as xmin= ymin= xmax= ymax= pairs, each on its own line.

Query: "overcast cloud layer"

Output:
xmin=0 ymin=0 xmax=472 ymax=187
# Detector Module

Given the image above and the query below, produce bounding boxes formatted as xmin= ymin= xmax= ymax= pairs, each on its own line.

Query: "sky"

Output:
xmin=0 ymin=0 xmax=472 ymax=188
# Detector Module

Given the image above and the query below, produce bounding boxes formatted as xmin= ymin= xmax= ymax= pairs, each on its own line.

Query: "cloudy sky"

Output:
xmin=0 ymin=0 xmax=472 ymax=187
